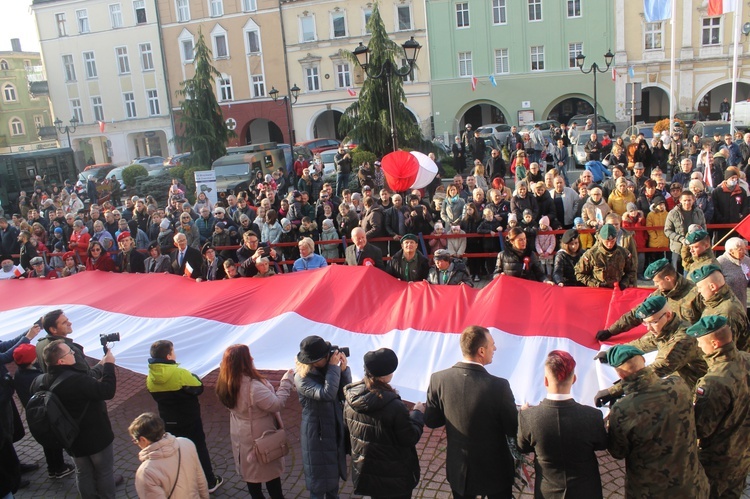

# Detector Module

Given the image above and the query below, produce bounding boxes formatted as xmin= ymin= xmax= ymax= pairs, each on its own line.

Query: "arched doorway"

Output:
xmin=696 ymin=82 xmax=750 ymax=120
xmin=637 ymin=86 xmax=670 ymax=122
xmin=547 ymin=97 xmax=593 ymax=124
xmin=459 ymin=103 xmax=507 ymax=129
xmin=244 ymin=119 xmax=283 ymax=144
xmin=312 ymin=110 xmax=344 ymax=139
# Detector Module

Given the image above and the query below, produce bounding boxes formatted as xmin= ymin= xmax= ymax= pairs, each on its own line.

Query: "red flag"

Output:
xmin=611 ymin=68 xmax=616 ymax=81
xmin=347 ymin=88 xmax=357 ymax=97
xmin=98 ymin=121 xmax=106 ymax=133
xmin=471 ymin=76 xmax=478 ymax=91
xmin=708 ymin=0 xmax=736 ymax=16
xmin=13 ymin=266 xmax=23 ymax=278
xmin=734 ymin=214 xmax=750 ymax=241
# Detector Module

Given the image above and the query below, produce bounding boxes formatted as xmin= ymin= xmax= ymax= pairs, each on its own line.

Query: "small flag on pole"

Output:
xmin=184 ymin=262 xmax=193 ymax=278
xmin=643 ymin=0 xmax=672 ymax=22
xmin=98 ymin=121 xmax=105 ymax=133
xmin=733 ymin=214 xmax=750 ymax=241
xmin=471 ymin=76 xmax=478 ymax=91
xmin=708 ymin=0 xmax=736 ymax=16
xmin=347 ymin=88 xmax=357 ymax=97
xmin=611 ymin=68 xmax=617 ymax=81
xmin=628 ymin=66 xmax=635 ymax=78
xmin=13 ymin=266 xmax=23 ymax=278
xmin=489 ymin=75 xmax=497 ymax=87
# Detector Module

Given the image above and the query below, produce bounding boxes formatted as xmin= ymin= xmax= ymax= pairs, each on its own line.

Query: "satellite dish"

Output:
xmin=743 ymin=22 xmax=750 ymax=36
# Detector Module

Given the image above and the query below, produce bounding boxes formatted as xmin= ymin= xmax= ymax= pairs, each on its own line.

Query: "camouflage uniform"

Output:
xmin=693 ymin=342 xmax=750 ymax=499
xmin=702 ymin=285 xmax=750 ymax=351
xmin=574 ymin=242 xmax=636 ymax=289
xmin=607 ymin=367 xmax=709 ymax=499
xmin=685 ymin=248 xmax=720 ymax=282
xmin=607 ymin=274 xmax=704 ymax=337
xmin=607 ymin=315 xmax=707 ymax=397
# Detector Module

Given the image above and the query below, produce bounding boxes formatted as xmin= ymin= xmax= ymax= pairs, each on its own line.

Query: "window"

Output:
xmin=123 ymin=92 xmax=137 ymax=118
xmin=702 ymin=17 xmax=720 ymax=46
xmin=0 ymin=60 xmax=7 ymax=70
xmin=492 ymin=0 xmax=507 ymax=24
xmin=76 ymin=9 xmax=90 ymax=33
xmin=70 ymin=99 xmax=83 ymax=123
xmin=494 ymin=48 xmax=509 ymax=74
xmin=209 ymin=0 xmax=223 ymax=17
xmin=363 ymin=9 xmax=372 ymax=34
xmin=300 ymin=16 xmax=316 ymax=42
xmin=246 ymin=30 xmax=260 ymax=53
xmin=140 ymin=43 xmax=154 ymax=70
xmin=33 ymin=115 xmax=43 ymax=129
xmin=401 ymin=58 xmax=415 ymax=82
xmin=458 ymin=51 xmax=472 ymax=77
xmin=62 ymin=55 xmax=76 ymax=82
xmin=397 ymin=5 xmax=412 ymax=31
xmin=218 ymin=77 xmax=233 ymax=101
xmin=10 ymin=118 xmax=24 ymax=136
xmin=331 ymin=12 xmax=346 ymax=38
xmin=23 ymin=60 xmax=31 ymax=69
xmin=92 ymin=96 xmax=104 ymax=121
xmin=83 ymin=51 xmax=97 ymax=79
xmin=456 ymin=3 xmax=469 ymax=28
xmin=213 ymin=33 xmax=228 ymax=59
xmin=181 ymin=38 xmax=194 ymax=63
xmin=56 ymin=13 xmax=67 ymax=37
xmin=531 ymin=45 xmax=545 ymax=71
xmin=3 ymin=84 xmax=17 ymax=102
xmin=567 ymin=0 xmax=581 ymax=18
xmin=176 ymin=0 xmax=190 ymax=22
xmin=305 ymin=66 xmax=320 ymax=91
xmin=528 ymin=0 xmax=542 ymax=21
xmin=242 ymin=0 xmax=257 ymax=12
xmin=645 ymin=22 xmax=663 ymax=50
xmin=335 ymin=62 xmax=351 ymax=88
xmin=147 ymin=89 xmax=160 ymax=116
xmin=116 ymin=47 xmax=130 ymax=74
xmin=110 ymin=4 xmax=123 ymax=28
xmin=133 ymin=0 xmax=147 ymax=24
xmin=252 ymin=75 xmax=265 ymax=97
xmin=568 ymin=42 xmax=582 ymax=69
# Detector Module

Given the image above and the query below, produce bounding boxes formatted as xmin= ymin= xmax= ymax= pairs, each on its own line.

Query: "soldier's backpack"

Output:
xmin=26 ymin=371 xmax=89 ymax=450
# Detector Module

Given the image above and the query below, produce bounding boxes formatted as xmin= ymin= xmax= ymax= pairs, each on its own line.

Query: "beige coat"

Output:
xmin=135 ymin=433 xmax=208 ymax=499
xmin=230 ymin=374 xmax=294 ymax=483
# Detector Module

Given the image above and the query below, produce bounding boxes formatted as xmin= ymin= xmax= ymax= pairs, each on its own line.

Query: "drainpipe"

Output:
xmin=278 ymin=0 xmax=296 ymax=144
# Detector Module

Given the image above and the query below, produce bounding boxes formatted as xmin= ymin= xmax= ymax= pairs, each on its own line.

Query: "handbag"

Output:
xmin=249 ymin=380 xmax=290 ymax=465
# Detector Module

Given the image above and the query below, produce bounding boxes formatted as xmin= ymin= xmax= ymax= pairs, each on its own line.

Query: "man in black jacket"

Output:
xmin=518 ymin=350 xmax=607 ymax=498
xmin=116 ymin=232 xmax=146 ymax=273
xmin=171 ymin=232 xmax=203 ymax=278
xmin=424 ymin=325 xmax=518 ymax=498
xmin=387 ymin=234 xmax=429 ymax=282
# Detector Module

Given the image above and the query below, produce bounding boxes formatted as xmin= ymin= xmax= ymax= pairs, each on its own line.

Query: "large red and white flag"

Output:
xmin=708 ymin=0 xmax=736 ymax=16
xmin=0 ymin=267 xmax=651 ymax=404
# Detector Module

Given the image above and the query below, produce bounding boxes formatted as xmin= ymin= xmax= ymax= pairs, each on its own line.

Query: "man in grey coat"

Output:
xmin=424 ymin=325 xmax=518 ymax=498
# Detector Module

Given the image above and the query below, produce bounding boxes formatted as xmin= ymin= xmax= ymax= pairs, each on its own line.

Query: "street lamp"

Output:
xmin=269 ymin=84 xmax=301 ymax=144
xmin=352 ymin=36 xmax=422 ymax=151
xmin=54 ymin=116 xmax=79 ymax=148
xmin=575 ymin=49 xmax=614 ymax=133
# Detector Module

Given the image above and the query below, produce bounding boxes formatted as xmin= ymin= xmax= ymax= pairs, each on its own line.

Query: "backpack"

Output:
xmin=26 ymin=371 xmax=88 ymax=450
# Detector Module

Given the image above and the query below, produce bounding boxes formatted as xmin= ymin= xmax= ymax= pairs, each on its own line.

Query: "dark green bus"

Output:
xmin=0 ymin=148 xmax=77 ymax=212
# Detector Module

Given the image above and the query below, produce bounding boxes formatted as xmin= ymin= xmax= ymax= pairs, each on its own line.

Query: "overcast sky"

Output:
xmin=0 ymin=0 xmax=41 ymax=53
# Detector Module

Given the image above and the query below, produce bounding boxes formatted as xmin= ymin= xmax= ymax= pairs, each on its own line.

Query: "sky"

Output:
xmin=0 ymin=0 xmax=41 ymax=53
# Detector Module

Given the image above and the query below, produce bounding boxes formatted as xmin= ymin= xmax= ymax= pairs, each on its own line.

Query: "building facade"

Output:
xmin=31 ymin=0 xmax=174 ymax=168
xmin=427 ymin=0 xmax=615 ymax=141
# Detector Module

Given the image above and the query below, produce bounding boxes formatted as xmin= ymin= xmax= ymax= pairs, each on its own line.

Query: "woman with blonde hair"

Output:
xmin=216 ymin=345 xmax=294 ymax=499
xmin=472 ymin=162 xmax=489 ymax=192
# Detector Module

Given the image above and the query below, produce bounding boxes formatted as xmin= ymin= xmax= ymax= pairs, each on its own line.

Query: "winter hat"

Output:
xmin=508 ymin=213 xmax=518 ymax=223
xmin=281 ymin=218 xmax=291 ymax=228
xmin=12 ymin=343 xmax=36 ymax=366
xmin=363 ymin=348 xmax=399 ymax=377
xmin=626 ymin=202 xmax=638 ymax=213
xmin=160 ymin=219 xmax=171 ymax=230
xmin=539 ymin=216 xmax=549 ymax=228
xmin=523 ymin=209 xmax=532 ymax=217
xmin=322 ymin=219 xmax=334 ymax=230
xmin=573 ymin=217 xmax=584 ymax=226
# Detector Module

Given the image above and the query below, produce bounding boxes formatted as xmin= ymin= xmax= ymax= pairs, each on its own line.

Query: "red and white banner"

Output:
xmin=0 ymin=267 xmax=651 ymax=405
xmin=708 ymin=0 xmax=736 ymax=16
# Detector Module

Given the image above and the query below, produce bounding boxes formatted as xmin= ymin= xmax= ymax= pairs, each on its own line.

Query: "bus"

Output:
xmin=0 ymin=148 xmax=77 ymax=212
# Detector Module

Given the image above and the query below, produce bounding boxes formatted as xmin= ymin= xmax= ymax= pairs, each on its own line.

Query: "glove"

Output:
xmin=593 ymin=351 xmax=608 ymax=363
xmin=594 ymin=388 xmax=616 ymax=408
xmin=596 ymin=329 xmax=613 ymax=342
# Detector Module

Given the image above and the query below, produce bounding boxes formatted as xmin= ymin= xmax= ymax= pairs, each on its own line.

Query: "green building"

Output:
xmin=426 ymin=0 xmax=616 ymax=140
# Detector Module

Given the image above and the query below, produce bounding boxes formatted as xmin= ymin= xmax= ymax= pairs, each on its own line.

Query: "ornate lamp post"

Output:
xmin=53 ymin=116 xmax=79 ymax=148
xmin=269 ymin=84 xmax=300 ymax=144
xmin=575 ymin=49 xmax=614 ymax=132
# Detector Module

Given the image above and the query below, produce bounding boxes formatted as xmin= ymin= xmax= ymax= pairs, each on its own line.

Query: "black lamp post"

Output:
xmin=54 ymin=116 xmax=79 ymax=148
xmin=269 ymin=84 xmax=300 ymax=144
xmin=352 ymin=36 xmax=421 ymax=151
xmin=575 ymin=49 xmax=614 ymax=133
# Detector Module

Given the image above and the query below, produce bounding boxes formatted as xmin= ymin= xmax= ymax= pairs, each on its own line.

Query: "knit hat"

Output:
xmin=281 ymin=218 xmax=291 ymax=228
xmin=573 ymin=217 xmax=584 ymax=226
xmin=634 ymin=295 xmax=667 ymax=319
xmin=508 ymin=213 xmax=518 ymax=223
xmin=523 ymin=209 xmax=532 ymax=217
xmin=539 ymin=215 xmax=549 ymax=228
xmin=626 ymin=202 xmax=638 ymax=213
xmin=54 ymin=227 xmax=63 ymax=234
xmin=686 ymin=316 xmax=728 ymax=338
xmin=12 ymin=343 xmax=36 ymax=366
xmin=363 ymin=348 xmax=399 ymax=377
xmin=322 ymin=219 xmax=334 ymax=229
xmin=605 ymin=345 xmax=645 ymax=367
xmin=433 ymin=249 xmax=451 ymax=261
xmin=159 ymin=219 xmax=171 ymax=230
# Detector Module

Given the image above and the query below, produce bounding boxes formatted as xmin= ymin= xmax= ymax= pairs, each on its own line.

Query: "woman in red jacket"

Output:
xmin=85 ymin=241 xmax=117 ymax=272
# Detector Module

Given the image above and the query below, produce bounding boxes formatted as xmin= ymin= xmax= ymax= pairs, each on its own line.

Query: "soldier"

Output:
xmin=686 ymin=316 xmax=750 ymax=499
xmin=596 ymin=259 xmax=704 ymax=342
xmin=691 ymin=265 xmax=749 ymax=351
xmin=594 ymin=296 xmax=707 ymax=406
xmin=684 ymin=230 xmax=719 ymax=281
xmin=605 ymin=345 xmax=710 ymax=499
xmin=574 ymin=224 xmax=636 ymax=289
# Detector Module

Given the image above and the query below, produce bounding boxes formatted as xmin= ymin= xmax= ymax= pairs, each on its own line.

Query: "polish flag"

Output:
xmin=471 ymin=76 xmax=478 ymax=91
xmin=184 ymin=262 xmax=193 ymax=278
xmin=611 ymin=68 xmax=617 ymax=81
xmin=0 ymin=267 xmax=651 ymax=404
xmin=98 ymin=121 xmax=106 ymax=133
xmin=708 ymin=0 xmax=736 ymax=15
xmin=347 ymin=88 xmax=357 ymax=97
xmin=13 ymin=266 xmax=23 ymax=278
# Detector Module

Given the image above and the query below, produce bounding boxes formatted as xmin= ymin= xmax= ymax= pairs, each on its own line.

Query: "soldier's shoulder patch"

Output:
xmin=696 ymin=386 xmax=706 ymax=397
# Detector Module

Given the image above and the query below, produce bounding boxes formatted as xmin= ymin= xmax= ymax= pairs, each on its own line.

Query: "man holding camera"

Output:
xmin=35 ymin=310 xmax=104 ymax=378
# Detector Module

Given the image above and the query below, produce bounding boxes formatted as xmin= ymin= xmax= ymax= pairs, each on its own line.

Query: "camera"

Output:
xmin=100 ymin=332 xmax=120 ymax=353
xmin=329 ymin=345 xmax=350 ymax=358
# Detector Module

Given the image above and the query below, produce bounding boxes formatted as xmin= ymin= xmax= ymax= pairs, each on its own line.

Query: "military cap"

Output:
xmin=686 ymin=316 xmax=728 ymax=338
xmin=690 ymin=264 xmax=722 ymax=283
xmin=599 ymin=224 xmax=617 ymax=240
xmin=400 ymin=233 xmax=418 ymax=243
xmin=561 ymin=229 xmax=579 ymax=244
xmin=635 ymin=295 xmax=667 ymax=319
xmin=644 ymin=258 xmax=670 ymax=279
xmin=686 ymin=229 xmax=709 ymax=245
xmin=606 ymin=345 xmax=645 ymax=367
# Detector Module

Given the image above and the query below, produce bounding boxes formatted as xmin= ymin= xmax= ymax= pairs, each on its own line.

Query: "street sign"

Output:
xmin=225 ymin=118 xmax=237 ymax=131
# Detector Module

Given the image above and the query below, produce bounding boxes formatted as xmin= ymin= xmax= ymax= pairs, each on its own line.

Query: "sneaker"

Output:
xmin=472 ymin=275 xmax=480 ymax=282
xmin=208 ymin=476 xmax=224 ymax=493
xmin=49 ymin=464 xmax=76 ymax=479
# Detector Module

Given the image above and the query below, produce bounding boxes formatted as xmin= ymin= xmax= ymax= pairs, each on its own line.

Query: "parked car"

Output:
xmin=163 ymin=153 xmax=192 ymax=167
xmin=319 ymin=149 xmax=337 ymax=176
xmin=295 ymin=138 xmax=341 ymax=155
xmin=688 ymin=121 xmax=733 ymax=145
xmin=620 ymin=123 xmax=656 ymax=145
xmin=573 ymin=130 xmax=610 ymax=166
xmin=568 ymin=114 xmax=617 ymax=136
xmin=132 ymin=156 xmax=166 ymax=168
xmin=476 ymin=123 xmax=513 ymax=145
xmin=78 ymin=163 xmax=116 ymax=199
xmin=674 ymin=111 xmax=705 ymax=130
xmin=518 ymin=120 xmax=562 ymax=142
xmin=105 ymin=166 xmax=127 ymax=189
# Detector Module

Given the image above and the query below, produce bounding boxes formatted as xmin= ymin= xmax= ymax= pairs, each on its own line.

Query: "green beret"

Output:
xmin=400 ymin=233 xmax=418 ymax=243
xmin=606 ymin=345 xmax=645 ymax=367
xmin=599 ymin=224 xmax=617 ymax=240
xmin=634 ymin=295 xmax=667 ymax=319
xmin=686 ymin=230 xmax=709 ymax=245
xmin=686 ymin=316 xmax=727 ymax=338
xmin=690 ymin=264 xmax=722 ymax=283
xmin=644 ymin=258 xmax=670 ymax=279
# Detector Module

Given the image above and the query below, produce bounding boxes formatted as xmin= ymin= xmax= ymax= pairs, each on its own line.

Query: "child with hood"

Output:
xmin=157 ymin=218 xmax=175 ymax=253
xmin=319 ymin=218 xmax=341 ymax=261
xmin=211 ymin=222 xmax=233 ymax=259
xmin=428 ymin=222 xmax=448 ymax=254
xmin=298 ymin=216 xmax=319 ymax=242
xmin=446 ymin=224 xmax=467 ymax=258
xmin=535 ymin=215 xmax=556 ymax=277
xmin=519 ymin=209 xmax=538 ymax=252
xmin=278 ymin=218 xmax=298 ymax=268
xmin=261 ymin=209 xmax=282 ymax=244
xmin=337 ymin=203 xmax=360 ymax=238
xmin=575 ymin=217 xmax=593 ymax=249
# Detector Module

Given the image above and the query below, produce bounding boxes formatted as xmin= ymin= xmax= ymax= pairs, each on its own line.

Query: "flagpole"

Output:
xmin=730 ymin=0 xmax=742 ymax=133
xmin=668 ymin=0 xmax=676 ymax=137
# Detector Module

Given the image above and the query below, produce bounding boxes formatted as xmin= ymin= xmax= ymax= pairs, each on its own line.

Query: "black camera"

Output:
xmin=100 ymin=332 xmax=120 ymax=353
xmin=330 ymin=345 xmax=350 ymax=357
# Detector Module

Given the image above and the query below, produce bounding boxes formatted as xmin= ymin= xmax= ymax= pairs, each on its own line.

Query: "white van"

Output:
xmin=733 ymin=100 xmax=750 ymax=129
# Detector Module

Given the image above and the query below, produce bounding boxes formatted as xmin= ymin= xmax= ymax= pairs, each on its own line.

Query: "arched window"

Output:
xmin=10 ymin=118 xmax=24 ymax=136
xmin=3 ymin=84 xmax=17 ymax=102
xmin=0 ymin=60 xmax=8 ymax=70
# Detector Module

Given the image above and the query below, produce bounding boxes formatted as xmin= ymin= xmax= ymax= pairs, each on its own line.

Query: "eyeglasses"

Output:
xmin=62 ymin=349 xmax=75 ymax=358
xmin=643 ymin=312 xmax=668 ymax=326
xmin=90 ymin=247 xmax=101 ymax=253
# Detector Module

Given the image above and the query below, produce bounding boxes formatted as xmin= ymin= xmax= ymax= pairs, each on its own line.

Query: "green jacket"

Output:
xmin=685 ymin=248 xmax=720 ymax=282
xmin=702 ymin=285 xmax=750 ymax=351
xmin=575 ymin=242 xmax=636 ymax=289
xmin=146 ymin=360 xmax=203 ymax=428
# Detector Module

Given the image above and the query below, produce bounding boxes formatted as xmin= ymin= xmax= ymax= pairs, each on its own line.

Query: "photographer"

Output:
xmin=238 ymin=231 xmax=281 ymax=277
xmin=35 ymin=309 xmax=104 ymax=378
xmin=295 ymin=336 xmax=352 ymax=499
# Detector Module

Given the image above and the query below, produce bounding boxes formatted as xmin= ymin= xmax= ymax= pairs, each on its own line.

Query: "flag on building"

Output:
xmin=471 ymin=76 xmax=478 ymax=91
xmin=611 ymin=68 xmax=617 ymax=81
xmin=489 ymin=75 xmax=497 ymax=87
xmin=347 ymin=88 xmax=357 ymax=97
xmin=98 ymin=121 xmax=106 ymax=133
xmin=708 ymin=0 xmax=737 ymax=16
xmin=643 ymin=0 xmax=672 ymax=22
xmin=628 ymin=66 xmax=635 ymax=78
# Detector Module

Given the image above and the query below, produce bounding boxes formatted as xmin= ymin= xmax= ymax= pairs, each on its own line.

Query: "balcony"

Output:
xmin=37 ymin=126 xmax=57 ymax=140
xmin=29 ymin=80 xmax=48 ymax=97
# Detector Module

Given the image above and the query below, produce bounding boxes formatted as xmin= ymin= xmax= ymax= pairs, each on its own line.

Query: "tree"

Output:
xmin=338 ymin=3 xmax=421 ymax=156
xmin=174 ymin=31 xmax=233 ymax=168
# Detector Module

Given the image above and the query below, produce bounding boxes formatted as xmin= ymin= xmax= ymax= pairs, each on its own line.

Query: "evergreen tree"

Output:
xmin=174 ymin=31 xmax=233 ymax=167
xmin=338 ymin=3 xmax=421 ymax=156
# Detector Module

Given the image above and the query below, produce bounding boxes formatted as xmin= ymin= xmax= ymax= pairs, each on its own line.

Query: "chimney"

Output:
xmin=10 ymin=39 xmax=21 ymax=52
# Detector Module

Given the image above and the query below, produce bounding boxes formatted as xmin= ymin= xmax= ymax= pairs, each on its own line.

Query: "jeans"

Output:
xmin=310 ymin=486 xmax=339 ymax=499
xmin=42 ymin=443 xmax=65 ymax=473
xmin=73 ymin=442 xmax=115 ymax=499
xmin=166 ymin=419 xmax=216 ymax=485
xmin=336 ymin=173 xmax=350 ymax=197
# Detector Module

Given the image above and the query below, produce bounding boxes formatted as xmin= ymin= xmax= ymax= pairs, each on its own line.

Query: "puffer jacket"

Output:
xmin=135 ymin=433 xmax=209 ymax=499
xmin=343 ymin=381 xmax=424 ymax=496
xmin=493 ymin=246 xmax=548 ymax=281
xmin=552 ymin=250 xmax=582 ymax=286
xmin=146 ymin=360 xmax=204 ymax=434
